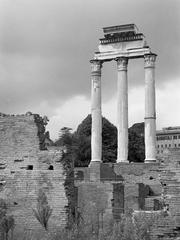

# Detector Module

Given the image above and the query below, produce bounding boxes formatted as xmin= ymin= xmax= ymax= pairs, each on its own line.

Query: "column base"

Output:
xmin=89 ymin=161 xmax=101 ymax=182
xmin=145 ymin=158 xmax=157 ymax=163
xmin=117 ymin=159 xmax=129 ymax=163
xmin=90 ymin=159 xmax=101 ymax=163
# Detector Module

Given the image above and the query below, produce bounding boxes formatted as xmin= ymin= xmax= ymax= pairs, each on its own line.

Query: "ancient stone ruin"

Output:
xmin=0 ymin=112 xmax=70 ymax=235
xmin=0 ymin=24 xmax=180 ymax=239
xmin=90 ymin=24 xmax=156 ymax=164
xmin=75 ymin=24 xmax=180 ymax=239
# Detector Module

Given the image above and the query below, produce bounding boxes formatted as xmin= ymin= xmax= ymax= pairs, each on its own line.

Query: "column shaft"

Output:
xmin=116 ymin=57 xmax=129 ymax=163
xmin=144 ymin=54 xmax=157 ymax=163
xmin=90 ymin=60 xmax=102 ymax=162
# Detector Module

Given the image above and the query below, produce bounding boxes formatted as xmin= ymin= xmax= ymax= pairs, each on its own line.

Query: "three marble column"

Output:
xmin=90 ymin=53 xmax=157 ymax=164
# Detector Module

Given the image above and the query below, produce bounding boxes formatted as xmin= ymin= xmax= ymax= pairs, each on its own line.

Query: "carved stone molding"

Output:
xmin=116 ymin=57 xmax=128 ymax=71
xmin=144 ymin=53 xmax=157 ymax=68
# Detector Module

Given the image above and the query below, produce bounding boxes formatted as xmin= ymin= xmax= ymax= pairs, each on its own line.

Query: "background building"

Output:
xmin=156 ymin=126 xmax=180 ymax=157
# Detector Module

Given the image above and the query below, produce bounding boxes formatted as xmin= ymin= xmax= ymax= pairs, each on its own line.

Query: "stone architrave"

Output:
xmin=116 ymin=57 xmax=129 ymax=163
xmin=90 ymin=60 xmax=102 ymax=162
xmin=144 ymin=53 xmax=157 ymax=163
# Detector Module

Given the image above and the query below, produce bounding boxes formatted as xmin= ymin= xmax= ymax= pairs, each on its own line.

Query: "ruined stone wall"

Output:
xmin=0 ymin=114 xmax=40 ymax=170
xmin=74 ymin=162 xmax=165 ymax=239
xmin=151 ymin=149 xmax=180 ymax=239
xmin=113 ymin=163 xmax=162 ymax=211
xmin=160 ymin=149 xmax=180 ymax=221
xmin=75 ymin=162 xmax=162 ymax=219
xmin=75 ymin=156 xmax=180 ymax=239
xmin=0 ymin=167 xmax=68 ymax=232
xmin=78 ymin=182 xmax=116 ymax=233
xmin=0 ymin=114 xmax=69 ymax=234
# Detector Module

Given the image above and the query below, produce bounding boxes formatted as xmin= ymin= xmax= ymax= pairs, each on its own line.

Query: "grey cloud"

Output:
xmin=0 ymin=0 xmax=179 ymax=116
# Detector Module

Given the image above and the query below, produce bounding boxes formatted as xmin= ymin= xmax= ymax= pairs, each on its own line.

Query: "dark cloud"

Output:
xmin=0 ymin=0 xmax=179 ymax=116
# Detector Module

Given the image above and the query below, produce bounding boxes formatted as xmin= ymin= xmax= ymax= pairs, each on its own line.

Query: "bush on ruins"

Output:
xmin=55 ymin=115 xmax=145 ymax=167
xmin=0 ymin=199 xmax=15 ymax=240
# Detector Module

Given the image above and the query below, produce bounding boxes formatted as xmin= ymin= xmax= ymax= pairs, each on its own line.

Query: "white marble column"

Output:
xmin=116 ymin=57 xmax=129 ymax=163
xmin=90 ymin=60 xmax=102 ymax=163
xmin=144 ymin=53 xmax=157 ymax=163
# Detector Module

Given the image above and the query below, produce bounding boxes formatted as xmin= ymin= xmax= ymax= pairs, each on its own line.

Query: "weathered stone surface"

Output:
xmin=75 ymin=162 xmax=162 ymax=225
xmin=116 ymin=57 xmax=129 ymax=163
xmin=0 ymin=114 xmax=69 ymax=233
xmin=144 ymin=54 xmax=157 ymax=162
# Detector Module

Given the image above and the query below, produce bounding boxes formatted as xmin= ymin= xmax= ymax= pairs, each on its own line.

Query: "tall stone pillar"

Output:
xmin=90 ymin=60 xmax=102 ymax=163
xmin=144 ymin=53 xmax=157 ymax=163
xmin=116 ymin=57 xmax=129 ymax=163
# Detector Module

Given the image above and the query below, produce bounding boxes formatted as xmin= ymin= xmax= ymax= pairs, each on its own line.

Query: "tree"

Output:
xmin=1 ymin=216 xmax=15 ymax=240
xmin=55 ymin=116 xmax=145 ymax=166
xmin=128 ymin=123 xmax=145 ymax=162
xmin=33 ymin=189 xmax=52 ymax=231
xmin=75 ymin=114 xmax=117 ymax=165
xmin=54 ymin=127 xmax=73 ymax=147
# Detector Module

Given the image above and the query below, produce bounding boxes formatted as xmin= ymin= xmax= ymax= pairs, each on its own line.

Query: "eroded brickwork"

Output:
xmin=0 ymin=113 xmax=69 ymax=234
xmin=75 ymin=155 xmax=180 ymax=239
xmin=152 ymin=149 xmax=180 ymax=239
xmin=75 ymin=162 xmax=162 ymax=216
xmin=1 ymin=113 xmax=180 ymax=239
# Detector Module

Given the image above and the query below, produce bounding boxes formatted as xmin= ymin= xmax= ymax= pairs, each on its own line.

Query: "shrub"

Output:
xmin=33 ymin=189 xmax=52 ymax=231
xmin=0 ymin=199 xmax=15 ymax=240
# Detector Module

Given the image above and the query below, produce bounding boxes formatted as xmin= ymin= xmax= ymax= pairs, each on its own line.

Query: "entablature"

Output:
xmin=94 ymin=47 xmax=151 ymax=61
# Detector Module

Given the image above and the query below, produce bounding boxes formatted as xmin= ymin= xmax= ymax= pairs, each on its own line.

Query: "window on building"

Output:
xmin=158 ymin=145 xmax=159 ymax=148
xmin=175 ymin=144 xmax=177 ymax=147
xmin=173 ymin=136 xmax=177 ymax=139
xmin=178 ymin=135 xmax=180 ymax=139
xmin=169 ymin=144 xmax=171 ymax=147
xmin=161 ymin=150 xmax=163 ymax=153
xmin=165 ymin=144 xmax=167 ymax=148
xmin=178 ymin=144 xmax=180 ymax=147
xmin=161 ymin=145 xmax=163 ymax=148
xmin=157 ymin=150 xmax=159 ymax=154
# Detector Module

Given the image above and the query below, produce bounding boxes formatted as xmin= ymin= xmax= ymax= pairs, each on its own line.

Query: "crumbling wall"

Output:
xmin=114 ymin=163 xmax=162 ymax=211
xmin=0 ymin=113 xmax=48 ymax=170
xmin=75 ymin=154 xmax=180 ymax=239
xmin=0 ymin=160 xmax=68 ymax=232
xmin=0 ymin=113 xmax=70 ymax=235
xmin=75 ymin=162 xmax=162 ymax=218
xmin=160 ymin=149 xmax=180 ymax=222
xmin=0 ymin=114 xmax=40 ymax=170
xmin=77 ymin=182 xmax=115 ymax=233
xmin=151 ymin=149 xmax=180 ymax=239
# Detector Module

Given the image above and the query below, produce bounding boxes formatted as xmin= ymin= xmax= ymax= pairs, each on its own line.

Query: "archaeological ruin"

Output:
xmin=0 ymin=113 xmax=70 ymax=236
xmin=0 ymin=24 xmax=180 ymax=239
xmin=75 ymin=24 xmax=180 ymax=239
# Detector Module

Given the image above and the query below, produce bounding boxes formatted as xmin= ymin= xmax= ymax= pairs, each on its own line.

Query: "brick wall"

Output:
xmin=151 ymin=149 xmax=180 ymax=239
xmin=0 ymin=114 xmax=70 ymax=235
xmin=0 ymin=114 xmax=40 ymax=169
xmin=75 ymin=155 xmax=180 ymax=239
xmin=75 ymin=162 xmax=162 ymax=215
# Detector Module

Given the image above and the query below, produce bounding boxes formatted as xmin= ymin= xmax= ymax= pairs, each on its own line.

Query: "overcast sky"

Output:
xmin=0 ymin=0 xmax=180 ymax=139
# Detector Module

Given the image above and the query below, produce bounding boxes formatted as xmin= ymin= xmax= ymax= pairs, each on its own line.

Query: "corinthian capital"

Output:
xmin=144 ymin=53 xmax=157 ymax=68
xmin=90 ymin=60 xmax=103 ymax=73
xmin=116 ymin=57 xmax=128 ymax=71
